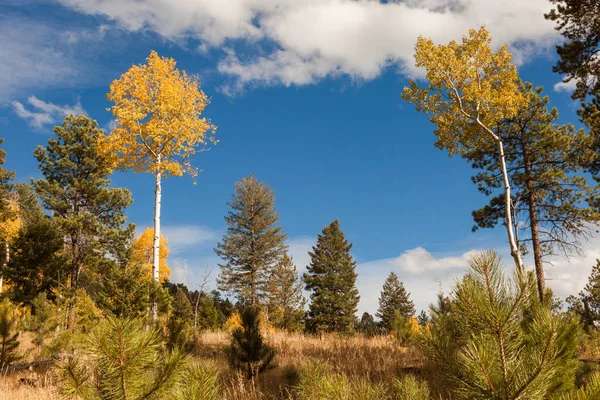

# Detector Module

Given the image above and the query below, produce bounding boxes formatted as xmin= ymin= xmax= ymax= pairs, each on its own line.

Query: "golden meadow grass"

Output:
xmin=0 ymin=330 xmax=424 ymax=399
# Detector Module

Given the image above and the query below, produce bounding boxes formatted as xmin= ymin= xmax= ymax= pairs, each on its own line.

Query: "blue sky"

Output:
xmin=1 ymin=0 xmax=595 ymax=315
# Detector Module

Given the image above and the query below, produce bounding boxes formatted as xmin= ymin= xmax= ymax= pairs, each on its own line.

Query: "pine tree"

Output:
xmin=567 ymin=259 xmax=600 ymax=329
xmin=265 ymin=253 xmax=306 ymax=332
xmin=376 ymin=272 xmax=415 ymax=332
xmin=469 ymin=83 xmax=599 ymax=302
xmin=356 ymin=312 xmax=378 ymax=337
xmin=58 ymin=317 xmax=187 ymax=399
xmin=226 ymin=306 xmax=276 ymax=379
xmin=93 ymin=261 xmax=150 ymax=319
xmin=6 ymin=184 xmax=68 ymax=305
xmin=196 ymin=294 xmax=220 ymax=331
xmin=416 ymin=310 xmax=429 ymax=326
xmin=34 ymin=115 xmax=134 ymax=327
xmin=216 ymin=175 xmax=287 ymax=306
xmin=546 ymin=0 xmax=600 ymax=133
xmin=304 ymin=220 xmax=359 ymax=334
xmin=33 ymin=115 xmax=133 ymax=287
xmin=421 ymin=250 xmax=581 ymax=399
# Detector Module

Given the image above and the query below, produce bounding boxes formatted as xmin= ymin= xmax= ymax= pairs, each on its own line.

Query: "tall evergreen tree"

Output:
xmin=265 ymin=253 xmax=306 ymax=331
xmin=469 ymin=83 xmax=599 ymax=301
xmin=304 ymin=220 xmax=359 ymax=334
xmin=376 ymin=272 xmax=415 ymax=331
xmin=34 ymin=115 xmax=134 ymax=326
xmin=215 ymin=175 xmax=287 ymax=305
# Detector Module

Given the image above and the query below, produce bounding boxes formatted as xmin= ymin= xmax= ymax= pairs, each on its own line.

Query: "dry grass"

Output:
xmin=0 ymin=330 xmax=423 ymax=399
xmin=0 ymin=370 xmax=58 ymax=400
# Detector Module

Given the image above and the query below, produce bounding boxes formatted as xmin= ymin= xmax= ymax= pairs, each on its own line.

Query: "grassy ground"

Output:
xmin=0 ymin=330 xmax=423 ymax=399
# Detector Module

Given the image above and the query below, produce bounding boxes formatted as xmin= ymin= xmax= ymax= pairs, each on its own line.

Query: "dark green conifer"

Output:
xmin=34 ymin=115 xmax=134 ymax=327
xmin=376 ymin=271 xmax=415 ymax=332
xmin=94 ymin=262 xmax=150 ymax=319
xmin=417 ymin=310 xmax=429 ymax=326
xmin=356 ymin=312 xmax=378 ymax=337
xmin=226 ymin=306 xmax=276 ymax=379
xmin=304 ymin=220 xmax=359 ymax=334
xmin=6 ymin=184 xmax=68 ymax=305
xmin=215 ymin=175 xmax=287 ymax=305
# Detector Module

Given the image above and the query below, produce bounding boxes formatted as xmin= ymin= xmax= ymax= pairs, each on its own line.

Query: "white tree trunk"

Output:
xmin=152 ymin=160 xmax=162 ymax=321
xmin=0 ymin=240 xmax=8 ymax=294
xmin=497 ymin=140 xmax=525 ymax=276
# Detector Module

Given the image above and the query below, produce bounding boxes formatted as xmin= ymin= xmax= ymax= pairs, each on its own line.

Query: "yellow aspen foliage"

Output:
xmin=223 ymin=310 xmax=275 ymax=335
xmin=402 ymin=26 xmax=524 ymax=156
xmin=102 ymin=50 xmax=216 ymax=178
xmin=129 ymin=228 xmax=171 ymax=283
xmin=224 ymin=312 xmax=242 ymax=333
xmin=0 ymin=200 xmax=22 ymax=244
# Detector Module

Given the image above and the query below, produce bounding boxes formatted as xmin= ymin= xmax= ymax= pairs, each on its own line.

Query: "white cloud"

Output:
xmin=554 ymin=79 xmax=578 ymax=93
xmin=356 ymin=247 xmax=474 ymax=315
xmin=11 ymin=96 xmax=85 ymax=128
xmin=58 ymin=0 xmax=558 ymax=92
xmin=169 ymin=258 xmax=218 ymax=291
xmin=163 ymin=225 xmax=219 ymax=254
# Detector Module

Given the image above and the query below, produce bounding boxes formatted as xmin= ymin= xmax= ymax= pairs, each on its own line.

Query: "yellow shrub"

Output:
xmin=224 ymin=312 xmax=242 ymax=333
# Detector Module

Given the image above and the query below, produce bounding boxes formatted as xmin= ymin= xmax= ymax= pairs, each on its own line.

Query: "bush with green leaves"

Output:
xmin=57 ymin=316 xmax=188 ymax=400
xmin=0 ymin=298 xmax=20 ymax=369
xmin=226 ymin=305 xmax=276 ymax=379
xmin=420 ymin=250 xmax=583 ymax=399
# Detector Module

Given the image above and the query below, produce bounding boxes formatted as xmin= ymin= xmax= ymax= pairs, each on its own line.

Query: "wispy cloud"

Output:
xmin=135 ymin=224 xmax=220 ymax=256
xmin=11 ymin=96 xmax=85 ymax=128
xmin=162 ymin=225 xmax=219 ymax=254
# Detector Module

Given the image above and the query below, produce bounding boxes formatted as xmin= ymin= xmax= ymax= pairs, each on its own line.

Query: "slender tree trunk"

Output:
xmin=523 ymin=151 xmax=546 ymax=302
xmin=152 ymin=159 xmax=162 ymax=321
xmin=0 ymin=240 xmax=8 ymax=294
xmin=496 ymin=140 xmax=525 ymax=276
